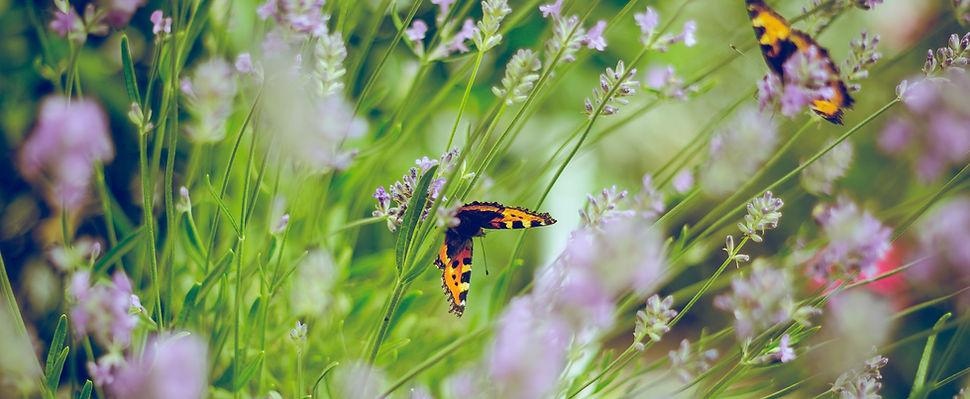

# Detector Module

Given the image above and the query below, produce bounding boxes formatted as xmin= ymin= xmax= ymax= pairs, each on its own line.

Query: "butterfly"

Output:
xmin=435 ymin=201 xmax=556 ymax=317
xmin=746 ymin=0 xmax=854 ymax=124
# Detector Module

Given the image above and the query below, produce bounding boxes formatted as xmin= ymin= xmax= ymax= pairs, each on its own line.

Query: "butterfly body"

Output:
xmin=745 ymin=0 xmax=854 ymax=124
xmin=435 ymin=201 xmax=556 ymax=317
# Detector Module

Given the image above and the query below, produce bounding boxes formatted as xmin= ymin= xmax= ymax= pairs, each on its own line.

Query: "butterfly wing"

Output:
xmin=746 ymin=0 xmax=854 ymax=125
xmin=789 ymin=31 xmax=855 ymax=124
xmin=435 ymin=233 xmax=473 ymax=317
xmin=746 ymin=0 xmax=797 ymax=77
xmin=457 ymin=201 xmax=557 ymax=230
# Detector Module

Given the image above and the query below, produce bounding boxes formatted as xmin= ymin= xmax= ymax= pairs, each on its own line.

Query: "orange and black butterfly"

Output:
xmin=746 ymin=0 xmax=854 ymax=124
xmin=436 ymin=201 xmax=556 ymax=317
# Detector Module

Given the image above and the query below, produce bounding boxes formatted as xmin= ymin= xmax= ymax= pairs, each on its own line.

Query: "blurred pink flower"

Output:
xmin=89 ymin=333 xmax=208 ymax=399
xmin=808 ymin=198 xmax=891 ymax=281
xmin=489 ymin=297 xmax=569 ymax=399
xmin=68 ymin=271 xmax=139 ymax=347
xmin=879 ymin=71 xmax=970 ymax=181
xmin=405 ymin=20 xmax=428 ymax=42
xmin=49 ymin=8 xmax=86 ymax=43
xmin=582 ymin=20 xmax=607 ymax=51
xmin=150 ymin=10 xmax=172 ymax=35
xmin=538 ymin=0 xmax=562 ymax=18
xmin=19 ymin=96 xmax=114 ymax=214
xmin=103 ymin=0 xmax=147 ymax=29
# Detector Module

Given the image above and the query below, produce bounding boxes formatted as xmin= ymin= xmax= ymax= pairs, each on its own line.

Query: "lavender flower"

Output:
xmin=449 ymin=19 xmax=478 ymax=54
xmin=699 ymin=107 xmax=778 ymax=198
xmin=89 ymin=333 xmax=208 ymax=399
xmin=314 ymin=29 xmax=347 ymax=96
xmin=584 ymin=60 xmax=639 ymax=117
xmin=544 ymin=15 xmax=585 ymax=66
xmin=432 ymin=0 xmax=456 ymax=16
xmin=488 ymin=296 xmax=570 ymax=399
xmin=908 ymin=197 xmax=970 ymax=306
xmin=841 ymin=30 xmax=882 ymax=92
xmin=235 ymin=53 xmax=255 ymax=75
xmin=68 ymin=271 xmax=140 ymax=347
xmin=780 ymin=47 xmax=836 ymax=118
xmin=751 ymin=334 xmax=797 ymax=364
xmin=492 ymin=49 xmax=542 ymax=105
xmin=373 ymin=149 xmax=461 ymax=232
xmin=714 ymin=259 xmax=819 ymax=340
xmin=851 ymin=0 xmax=883 ymax=10
xmin=672 ymin=169 xmax=694 ymax=193
xmin=258 ymin=0 xmax=330 ymax=38
xmin=19 ymin=96 xmax=114 ymax=214
xmin=808 ymin=198 xmax=891 ymax=281
xmin=538 ymin=215 xmax=667 ymax=331
xmin=406 ymin=20 xmax=428 ymax=42
xmin=150 ymin=10 xmax=172 ymax=35
xmin=436 ymin=204 xmax=461 ymax=228
xmin=801 ymin=139 xmax=854 ymax=196
xmin=538 ymin=0 xmax=562 ymax=18
xmin=49 ymin=7 xmax=86 ymax=43
xmin=474 ymin=0 xmax=511 ymax=52
xmin=634 ymin=6 xmax=697 ymax=50
xmin=634 ymin=294 xmax=677 ymax=347
xmin=259 ymin=54 xmax=365 ymax=173
xmin=922 ymin=32 xmax=970 ymax=76
xmin=181 ymin=58 xmax=238 ymax=143
xmin=831 ymin=355 xmax=888 ymax=399
xmin=668 ymin=339 xmax=718 ymax=383
xmin=631 ymin=175 xmax=666 ymax=219
xmin=289 ymin=321 xmax=307 ymax=346
xmin=48 ymin=236 xmax=102 ymax=271
xmin=644 ymin=65 xmax=695 ymax=101
xmin=879 ymin=69 xmax=970 ymax=181
xmin=582 ymin=20 xmax=608 ymax=51
xmin=102 ymin=0 xmax=147 ymax=29
xmin=578 ymin=185 xmax=634 ymax=228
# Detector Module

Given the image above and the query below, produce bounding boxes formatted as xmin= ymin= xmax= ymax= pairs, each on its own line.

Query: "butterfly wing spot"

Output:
xmin=437 ymin=237 xmax=473 ymax=317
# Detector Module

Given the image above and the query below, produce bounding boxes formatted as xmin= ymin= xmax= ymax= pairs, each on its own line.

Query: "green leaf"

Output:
xmin=45 ymin=346 xmax=69 ymax=392
xmin=205 ymin=174 xmax=241 ymax=236
xmin=180 ymin=212 xmax=205 ymax=265
xmin=198 ymin=250 xmax=234 ymax=301
xmin=311 ymin=362 xmax=339 ymax=398
xmin=120 ymin=35 xmax=140 ymax=105
xmin=77 ymin=380 xmax=92 ymax=399
xmin=45 ymin=315 xmax=67 ymax=379
xmin=175 ymin=283 xmax=201 ymax=327
xmin=234 ymin=352 xmax=264 ymax=391
xmin=93 ymin=227 xmax=145 ymax=274
xmin=395 ymin=165 xmax=437 ymax=275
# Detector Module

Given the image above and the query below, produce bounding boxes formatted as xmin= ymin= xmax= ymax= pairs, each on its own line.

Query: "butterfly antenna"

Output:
xmin=479 ymin=238 xmax=490 ymax=276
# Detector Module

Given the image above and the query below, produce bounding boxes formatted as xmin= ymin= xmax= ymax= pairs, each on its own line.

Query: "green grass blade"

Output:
xmin=395 ymin=165 xmax=437 ymax=276
xmin=45 ymin=315 xmax=67 ymax=377
xmin=92 ymin=227 xmax=145 ymax=274
xmin=120 ymin=35 xmax=140 ymax=104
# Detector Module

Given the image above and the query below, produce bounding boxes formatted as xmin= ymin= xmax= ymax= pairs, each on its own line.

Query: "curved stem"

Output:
xmin=446 ymin=51 xmax=486 ymax=151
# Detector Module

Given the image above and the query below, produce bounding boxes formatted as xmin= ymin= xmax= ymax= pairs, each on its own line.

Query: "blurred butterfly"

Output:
xmin=746 ymin=0 xmax=854 ymax=124
xmin=436 ymin=201 xmax=556 ymax=317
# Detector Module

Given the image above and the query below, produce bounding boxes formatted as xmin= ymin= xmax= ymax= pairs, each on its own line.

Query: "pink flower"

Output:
xmin=150 ymin=10 xmax=172 ymax=35
xmin=448 ymin=18 xmax=478 ymax=53
xmin=634 ymin=6 xmax=659 ymax=35
xmin=89 ymin=333 xmax=208 ymax=399
xmin=19 ymin=96 xmax=114 ymax=214
xmin=582 ymin=20 xmax=607 ymax=51
xmin=538 ymin=0 xmax=562 ymax=18
xmin=405 ymin=20 xmax=428 ymax=42
xmin=489 ymin=297 xmax=569 ymax=399
xmin=257 ymin=0 xmax=278 ymax=20
xmin=68 ymin=271 xmax=139 ymax=347
xmin=235 ymin=53 xmax=254 ymax=74
xmin=431 ymin=0 xmax=456 ymax=15
xmin=103 ymin=0 xmax=147 ymax=29
xmin=49 ymin=8 xmax=85 ymax=43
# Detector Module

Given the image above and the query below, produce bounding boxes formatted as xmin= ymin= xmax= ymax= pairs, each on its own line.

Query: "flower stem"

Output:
xmin=446 ymin=50 xmax=486 ymax=151
xmin=366 ymin=278 xmax=409 ymax=365
xmin=139 ymin=130 xmax=164 ymax=329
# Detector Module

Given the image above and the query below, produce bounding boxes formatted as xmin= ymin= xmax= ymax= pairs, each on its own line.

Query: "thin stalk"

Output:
xmin=366 ymin=279 xmax=410 ymax=364
xmin=446 ymin=51 xmax=486 ymax=151
xmin=893 ymin=161 xmax=970 ymax=241
xmin=138 ymin=131 xmax=164 ymax=328
xmin=567 ymin=345 xmax=638 ymax=398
